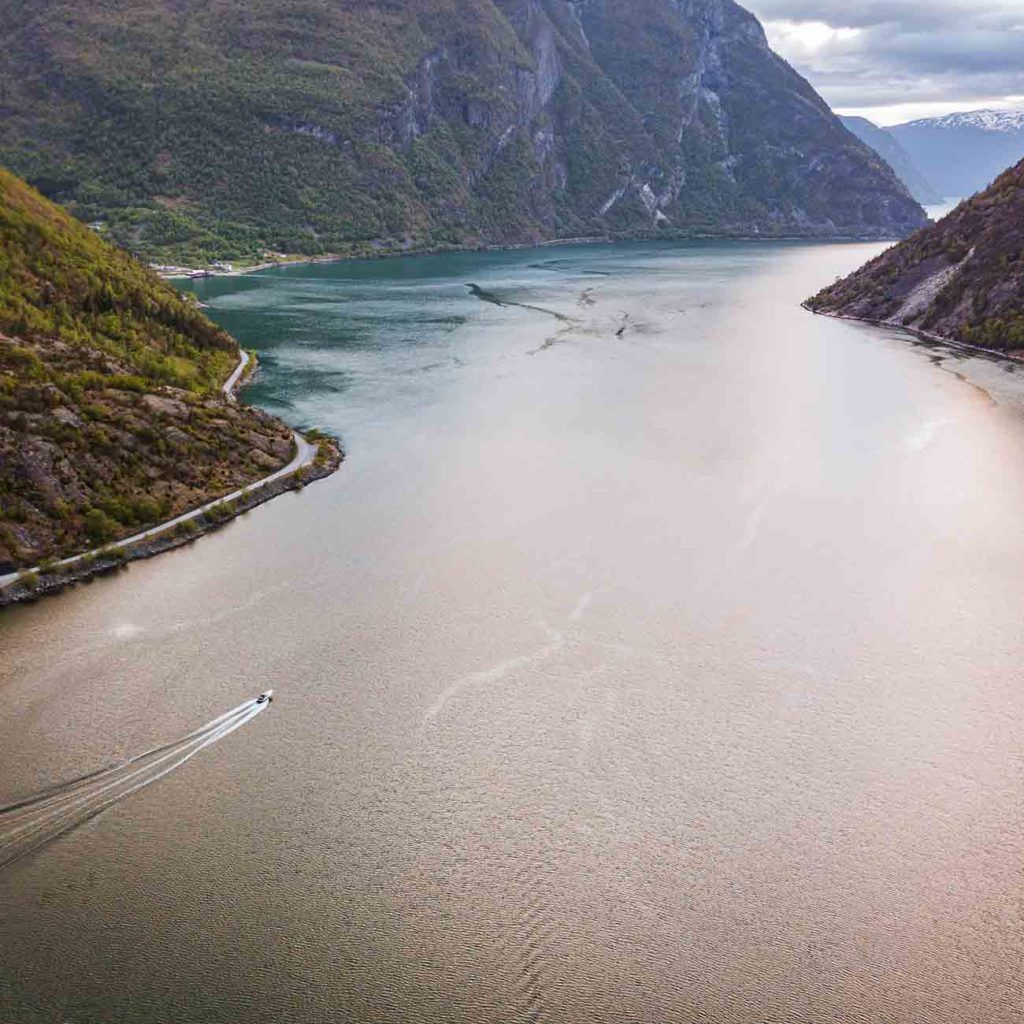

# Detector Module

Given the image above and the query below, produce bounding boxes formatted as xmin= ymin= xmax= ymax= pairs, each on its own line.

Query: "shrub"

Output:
xmin=205 ymin=501 xmax=235 ymax=524
xmin=175 ymin=519 xmax=198 ymax=537
xmin=97 ymin=496 xmax=134 ymax=526
xmin=131 ymin=496 xmax=161 ymax=523
xmin=84 ymin=508 xmax=118 ymax=545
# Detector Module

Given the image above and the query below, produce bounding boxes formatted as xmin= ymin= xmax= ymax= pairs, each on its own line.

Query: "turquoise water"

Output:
xmin=2 ymin=241 xmax=1024 ymax=1022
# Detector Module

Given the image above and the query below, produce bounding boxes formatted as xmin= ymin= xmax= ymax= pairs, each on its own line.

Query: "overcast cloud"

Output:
xmin=742 ymin=1 xmax=1024 ymax=124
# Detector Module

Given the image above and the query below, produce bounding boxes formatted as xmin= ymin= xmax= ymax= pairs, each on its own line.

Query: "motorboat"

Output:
xmin=256 ymin=689 xmax=274 ymax=704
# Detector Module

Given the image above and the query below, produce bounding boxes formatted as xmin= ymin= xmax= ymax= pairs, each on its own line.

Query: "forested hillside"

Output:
xmin=0 ymin=0 xmax=925 ymax=263
xmin=0 ymin=167 xmax=296 ymax=571
xmin=807 ymin=160 xmax=1024 ymax=355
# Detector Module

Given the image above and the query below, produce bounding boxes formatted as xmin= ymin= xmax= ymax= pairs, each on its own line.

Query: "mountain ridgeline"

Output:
xmin=0 ymin=0 xmax=924 ymax=263
xmin=889 ymin=111 xmax=1024 ymax=200
xmin=839 ymin=117 xmax=941 ymax=206
xmin=807 ymin=159 xmax=1024 ymax=356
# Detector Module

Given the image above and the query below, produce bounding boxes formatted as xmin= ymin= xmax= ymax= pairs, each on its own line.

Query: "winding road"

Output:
xmin=222 ymin=349 xmax=251 ymax=399
xmin=0 ymin=352 xmax=318 ymax=590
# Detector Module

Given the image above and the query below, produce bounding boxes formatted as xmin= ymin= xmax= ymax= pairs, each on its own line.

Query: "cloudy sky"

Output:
xmin=743 ymin=1 xmax=1024 ymax=124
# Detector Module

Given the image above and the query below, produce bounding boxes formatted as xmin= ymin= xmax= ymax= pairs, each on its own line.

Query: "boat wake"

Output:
xmin=0 ymin=696 xmax=270 ymax=869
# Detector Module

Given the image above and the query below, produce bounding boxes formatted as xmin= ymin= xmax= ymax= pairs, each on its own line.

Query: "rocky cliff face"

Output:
xmin=0 ymin=0 xmax=925 ymax=262
xmin=807 ymin=160 xmax=1024 ymax=356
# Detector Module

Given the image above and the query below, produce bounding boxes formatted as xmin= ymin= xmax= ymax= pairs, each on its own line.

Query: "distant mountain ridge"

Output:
xmin=0 ymin=0 xmax=924 ymax=263
xmin=901 ymin=110 xmax=1024 ymax=133
xmin=840 ymin=116 xmax=942 ymax=205
xmin=889 ymin=109 xmax=1024 ymax=198
xmin=807 ymin=158 xmax=1024 ymax=356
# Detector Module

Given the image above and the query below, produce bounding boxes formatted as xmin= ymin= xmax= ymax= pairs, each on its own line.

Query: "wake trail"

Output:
xmin=0 ymin=700 xmax=253 ymax=817
xmin=0 ymin=698 xmax=269 ymax=869
xmin=0 ymin=712 xmax=256 ymax=852
xmin=0 ymin=709 xmax=251 ymax=836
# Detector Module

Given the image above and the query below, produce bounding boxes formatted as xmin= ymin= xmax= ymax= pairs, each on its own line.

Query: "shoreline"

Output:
xmin=159 ymin=230 xmax=909 ymax=281
xmin=0 ymin=352 xmax=342 ymax=608
xmin=158 ymin=237 xmax=615 ymax=280
xmin=804 ymin=304 xmax=1024 ymax=367
xmin=804 ymin=304 xmax=1024 ymax=413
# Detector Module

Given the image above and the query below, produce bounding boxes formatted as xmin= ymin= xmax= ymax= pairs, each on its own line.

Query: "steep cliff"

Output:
xmin=0 ymin=168 xmax=300 ymax=572
xmin=0 ymin=0 xmax=925 ymax=262
xmin=807 ymin=161 xmax=1024 ymax=356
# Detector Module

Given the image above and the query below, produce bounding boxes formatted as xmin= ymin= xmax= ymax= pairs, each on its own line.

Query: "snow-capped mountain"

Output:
xmin=889 ymin=109 xmax=1024 ymax=197
xmin=901 ymin=110 xmax=1024 ymax=134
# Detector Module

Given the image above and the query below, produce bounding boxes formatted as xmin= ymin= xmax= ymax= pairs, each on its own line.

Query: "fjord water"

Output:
xmin=3 ymin=241 xmax=1024 ymax=1022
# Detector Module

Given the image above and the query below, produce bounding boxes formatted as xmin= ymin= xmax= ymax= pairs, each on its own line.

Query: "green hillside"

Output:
xmin=0 ymin=167 xmax=295 ymax=571
xmin=0 ymin=0 xmax=925 ymax=264
xmin=0 ymin=167 xmax=237 ymax=387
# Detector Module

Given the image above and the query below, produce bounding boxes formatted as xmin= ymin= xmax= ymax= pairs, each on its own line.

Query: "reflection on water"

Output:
xmin=2 ymin=241 xmax=1024 ymax=1023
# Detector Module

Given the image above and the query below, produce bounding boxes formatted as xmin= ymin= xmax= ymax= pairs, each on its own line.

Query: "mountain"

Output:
xmin=0 ymin=0 xmax=924 ymax=264
xmin=889 ymin=110 xmax=1024 ymax=199
xmin=806 ymin=159 xmax=1024 ymax=356
xmin=0 ymin=167 xmax=317 ymax=574
xmin=840 ymin=116 xmax=942 ymax=206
